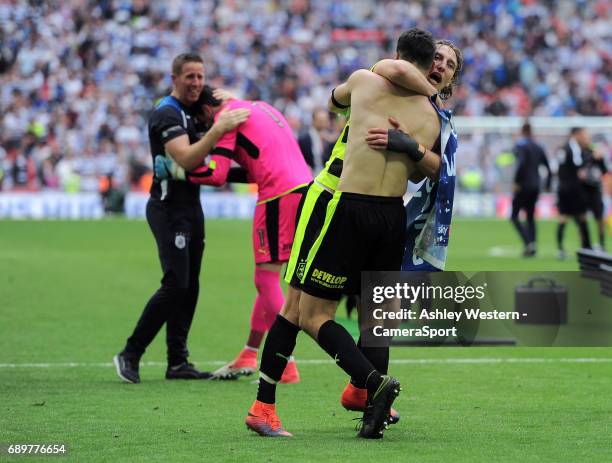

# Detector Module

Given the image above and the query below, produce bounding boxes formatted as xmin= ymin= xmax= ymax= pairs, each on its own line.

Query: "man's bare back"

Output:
xmin=336 ymin=70 xmax=440 ymax=197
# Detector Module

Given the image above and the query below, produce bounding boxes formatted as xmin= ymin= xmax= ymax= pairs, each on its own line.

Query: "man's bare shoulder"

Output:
xmin=348 ymin=69 xmax=388 ymax=87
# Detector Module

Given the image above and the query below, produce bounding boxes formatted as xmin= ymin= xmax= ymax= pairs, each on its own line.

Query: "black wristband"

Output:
xmin=331 ymin=88 xmax=349 ymax=109
xmin=387 ymin=129 xmax=425 ymax=162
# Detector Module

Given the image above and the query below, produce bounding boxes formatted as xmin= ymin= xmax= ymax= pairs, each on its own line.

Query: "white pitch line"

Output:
xmin=488 ymin=245 xmax=520 ymax=257
xmin=1 ymin=358 xmax=612 ymax=369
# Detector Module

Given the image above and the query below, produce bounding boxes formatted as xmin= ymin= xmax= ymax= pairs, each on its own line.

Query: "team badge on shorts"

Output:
xmin=175 ymin=233 xmax=186 ymax=250
xmin=296 ymin=259 xmax=307 ymax=280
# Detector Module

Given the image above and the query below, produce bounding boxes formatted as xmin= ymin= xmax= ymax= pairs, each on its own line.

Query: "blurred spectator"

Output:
xmin=99 ymin=173 xmax=125 ymax=214
xmin=298 ymin=108 xmax=334 ymax=174
xmin=0 ymin=0 xmax=609 ymax=195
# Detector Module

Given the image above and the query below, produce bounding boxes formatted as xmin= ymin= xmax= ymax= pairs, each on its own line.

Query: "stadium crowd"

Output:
xmin=0 ymin=0 xmax=610 ymax=193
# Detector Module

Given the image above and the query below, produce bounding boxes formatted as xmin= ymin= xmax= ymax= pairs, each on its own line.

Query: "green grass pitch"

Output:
xmin=1 ymin=218 xmax=611 ymax=462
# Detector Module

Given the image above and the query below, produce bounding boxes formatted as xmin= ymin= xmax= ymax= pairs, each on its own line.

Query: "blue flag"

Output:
xmin=402 ymin=99 xmax=457 ymax=271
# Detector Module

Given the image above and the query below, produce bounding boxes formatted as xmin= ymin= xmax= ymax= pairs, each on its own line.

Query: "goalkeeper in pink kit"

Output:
xmin=156 ymin=87 xmax=312 ymax=382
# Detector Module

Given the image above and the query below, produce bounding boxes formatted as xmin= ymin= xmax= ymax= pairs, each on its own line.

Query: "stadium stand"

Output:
xmin=0 ymin=0 xmax=610 ymax=195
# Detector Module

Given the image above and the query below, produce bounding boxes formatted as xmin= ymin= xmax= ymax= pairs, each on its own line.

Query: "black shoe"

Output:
xmin=523 ymin=242 xmax=536 ymax=257
xmin=523 ymin=248 xmax=536 ymax=257
xmin=165 ymin=362 xmax=213 ymax=380
xmin=358 ymin=376 xmax=401 ymax=439
xmin=113 ymin=352 xmax=140 ymax=384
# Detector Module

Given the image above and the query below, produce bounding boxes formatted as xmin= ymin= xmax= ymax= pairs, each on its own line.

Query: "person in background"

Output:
xmin=579 ymin=135 xmax=608 ymax=251
xmin=113 ymin=53 xmax=249 ymax=384
xmin=510 ymin=122 xmax=551 ymax=257
xmin=298 ymin=108 xmax=335 ymax=175
xmin=156 ymin=86 xmax=312 ymax=383
xmin=556 ymin=127 xmax=593 ymax=259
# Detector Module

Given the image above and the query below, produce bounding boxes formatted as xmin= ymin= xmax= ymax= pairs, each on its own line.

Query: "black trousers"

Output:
xmin=511 ymin=188 xmax=539 ymax=246
xmin=125 ymin=198 xmax=205 ymax=365
xmin=583 ymin=185 xmax=604 ymax=220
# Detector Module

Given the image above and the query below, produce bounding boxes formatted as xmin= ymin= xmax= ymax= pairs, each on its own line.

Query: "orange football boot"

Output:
xmin=341 ymin=382 xmax=400 ymax=424
xmin=245 ymin=400 xmax=293 ymax=437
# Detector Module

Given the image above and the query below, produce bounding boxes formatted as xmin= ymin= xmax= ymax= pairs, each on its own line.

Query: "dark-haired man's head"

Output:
xmin=521 ymin=122 xmax=532 ymax=138
xmin=396 ymin=28 xmax=436 ymax=72
xmin=570 ymin=127 xmax=590 ymax=148
xmin=171 ymin=52 xmax=205 ymax=105
xmin=570 ymin=127 xmax=583 ymax=136
xmin=197 ymin=85 xmax=223 ymax=108
xmin=193 ymin=85 xmax=223 ymax=128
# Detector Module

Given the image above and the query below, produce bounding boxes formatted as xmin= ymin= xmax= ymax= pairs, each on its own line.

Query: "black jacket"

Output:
xmin=513 ymin=138 xmax=551 ymax=191
xmin=298 ymin=130 xmax=332 ymax=173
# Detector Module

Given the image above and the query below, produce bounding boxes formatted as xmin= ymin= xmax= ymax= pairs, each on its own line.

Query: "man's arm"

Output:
xmin=327 ymin=83 xmax=351 ymax=114
xmin=539 ymin=147 xmax=552 ymax=190
xmin=185 ymin=155 xmax=232 ymax=187
xmin=365 ymin=127 xmax=441 ymax=181
xmin=592 ymin=147 xmax=608 ymax=174
xmin=512 ymin=146 xmax=525 ymax=187
xmin=327 ymin=69 xmax=371 ymax=113
xmin=371 ymin=59 xmax=438 ymax=99
xmin=155 ymin=154 xmax=232 ymax=187
xmin=164 ymin=107 xmax=249 ymax=171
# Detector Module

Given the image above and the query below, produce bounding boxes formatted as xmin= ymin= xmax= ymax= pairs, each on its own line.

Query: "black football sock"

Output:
xmin=256 ymin=315 xmax=300 ymax=404
xmin=361 ymin=345 xmax=389 ymax=376
xmin=316 ymin=320 xmax=381 ymax=394
xmin=350 ymin=337 xmax=365 ymax=388
xmin=351 ymin=336 xmax=389 ymax=389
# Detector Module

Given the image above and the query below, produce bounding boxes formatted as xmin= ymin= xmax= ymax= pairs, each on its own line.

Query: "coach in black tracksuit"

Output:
xmin=556 ymin=127 xmax=593 ymax=258
xmin=511 ymin=123 xmax=551 ymax=257
xmin=113 ymin=53 xmax=250 ymax=383
xmin=581 ymin=144 xmax=608 ymax=250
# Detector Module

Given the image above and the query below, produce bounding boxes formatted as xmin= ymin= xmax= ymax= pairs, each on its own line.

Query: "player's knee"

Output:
xmin=158 ymin=286 xmax=189 ymax=303
xmin=160 ymin=271 xmax=190 ymax=295
xmin=281 ymin=301 xmax=300 ymax=326
xmin=280 ymin=286 xmax=300 ymax=323
xmin=297 ymin=313 xmax=315 ymax=337
xmin=183 ymin=284 xmax=199 ymax=306
xmin=298 ymin=310 xmax=329 ymax=338
xmin=254 ymin=266 xmax=281 ymax=294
